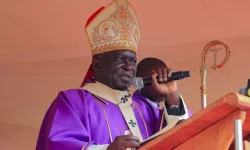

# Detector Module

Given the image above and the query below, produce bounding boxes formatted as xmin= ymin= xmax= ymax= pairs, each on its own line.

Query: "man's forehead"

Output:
xmin=104 ymin=49 xmax=136 ymax=56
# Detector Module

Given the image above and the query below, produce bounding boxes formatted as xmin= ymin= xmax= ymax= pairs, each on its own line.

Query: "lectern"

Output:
xmin=139 ymin=93 xmax=250 ymax=150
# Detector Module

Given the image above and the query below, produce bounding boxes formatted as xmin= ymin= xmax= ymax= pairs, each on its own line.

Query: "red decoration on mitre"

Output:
xmin=80 ymin=6 xmax=105 ymax=87
xmin=85 ymin=6 xmax=105 ymax=28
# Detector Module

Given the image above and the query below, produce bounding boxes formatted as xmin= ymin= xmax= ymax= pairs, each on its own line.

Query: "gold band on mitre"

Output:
xmin=85 ymin=0 xmax=140 ymax=56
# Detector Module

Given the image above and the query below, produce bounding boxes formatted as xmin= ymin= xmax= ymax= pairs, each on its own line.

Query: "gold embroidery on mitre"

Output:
xmin=86 ymin=0 xmax=140 ymax=56
xmin=92 ymin=41 xmax=137 ymax=56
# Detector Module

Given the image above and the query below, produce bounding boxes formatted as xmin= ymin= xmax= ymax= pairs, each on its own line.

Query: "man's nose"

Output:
xmin=122 ymin=61 xmax=133 ymax=71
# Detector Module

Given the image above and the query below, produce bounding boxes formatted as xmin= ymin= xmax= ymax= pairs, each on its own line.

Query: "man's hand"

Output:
xmin=151 ymin=68 xmax=180 ymax=106
xmin=107 ymin=135 xmax=140 ymax=150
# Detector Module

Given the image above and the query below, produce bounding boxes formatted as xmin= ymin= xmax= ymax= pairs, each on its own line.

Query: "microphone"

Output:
xmin=132 ymin=71 xmax=190 ymax=90
xmin=239 ymin=79 xmax=250 ymax=97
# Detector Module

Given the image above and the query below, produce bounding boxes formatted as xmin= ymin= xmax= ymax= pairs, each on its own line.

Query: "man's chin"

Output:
xmin=115 ymin=83 xmax=131 ymax=91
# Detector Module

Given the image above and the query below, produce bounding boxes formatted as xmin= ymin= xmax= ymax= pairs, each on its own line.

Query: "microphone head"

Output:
xmin=132 ymin=77 xmax=144 ymax=90
xmin=183 ymin=71 xmax=190 ymax=77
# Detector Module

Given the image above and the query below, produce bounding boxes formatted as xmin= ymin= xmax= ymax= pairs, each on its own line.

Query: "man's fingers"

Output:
xmin=122 ymin=140 xmax=140 ymax=148
xmin=167 ymin=68 xmax=172 ymax=78
xmin=152 ymin=70 xmax=157 ymax=76
xmin=162 ymin=68 xmax=168 ymax=81
xmin=117 ymin=135 xmax=139 ymax=142
xmin=152 ymin=75 xmax=159 ymax=89
xmin=156 ymin=69 xmax=163 ymax=82
xmin=151 ymin=70 xmax=159 ymax=86
xmin=115 ymin=135 xmax=141 ymax=148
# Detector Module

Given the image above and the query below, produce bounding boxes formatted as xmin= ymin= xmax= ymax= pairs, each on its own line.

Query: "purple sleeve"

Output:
xmin=36 ymin=91 xmax=93 ymax=150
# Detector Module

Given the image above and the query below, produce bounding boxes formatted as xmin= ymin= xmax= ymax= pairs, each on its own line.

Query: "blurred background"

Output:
xmin=1 ymin=0 xmax=250 ymax=149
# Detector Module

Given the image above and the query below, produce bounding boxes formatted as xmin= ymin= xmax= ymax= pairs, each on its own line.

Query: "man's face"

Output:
xmin=96 ymin=50 xmax=137 ymax=91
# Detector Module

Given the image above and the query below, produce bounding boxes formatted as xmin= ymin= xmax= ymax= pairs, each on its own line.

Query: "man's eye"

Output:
xmin=116 ymin=57 xmax=123 ymax=61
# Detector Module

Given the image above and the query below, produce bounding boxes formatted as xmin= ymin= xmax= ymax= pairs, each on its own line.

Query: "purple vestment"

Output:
xmin=36 ymin=89 xmax=170 ymax=150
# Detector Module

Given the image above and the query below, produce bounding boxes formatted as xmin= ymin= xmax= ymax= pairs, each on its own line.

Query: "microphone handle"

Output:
xmin=143 ymin=71 xmax=189 ymax=86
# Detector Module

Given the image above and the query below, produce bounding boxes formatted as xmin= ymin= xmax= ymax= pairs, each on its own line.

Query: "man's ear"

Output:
xmin=92 ymin=54 xmax=102 ymax=72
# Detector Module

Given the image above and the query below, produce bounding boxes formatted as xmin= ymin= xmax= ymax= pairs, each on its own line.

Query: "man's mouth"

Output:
xmin=120 ymin=74 xmax=132 ymax=82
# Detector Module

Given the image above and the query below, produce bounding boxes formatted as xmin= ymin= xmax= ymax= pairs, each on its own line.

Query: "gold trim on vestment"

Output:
xmin=160 ymin=108 xmax=165 ymax=130
xmin=93 ymin=95 xmax=109 ymax=105
xmin=81 ymin=142 xmax=89 ymax=150
xmin=133 ymin=103 xmax=149 ymax=138
xmin=95 ymin=96 xmax=113 ymax=143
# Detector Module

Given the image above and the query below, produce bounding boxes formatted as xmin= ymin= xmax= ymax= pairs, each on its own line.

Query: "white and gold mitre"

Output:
xmin=85 ymin=0 xmax=140 ymax=56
